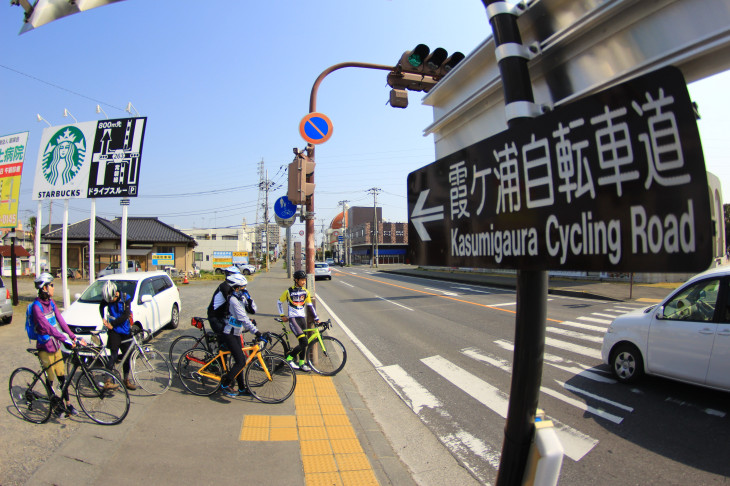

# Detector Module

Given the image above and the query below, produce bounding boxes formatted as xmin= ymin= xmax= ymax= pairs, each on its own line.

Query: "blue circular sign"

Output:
xmin=275 ymin=196 xmax=297 ymax=219
xmin=299 ymin=112 xmax=333 ymax=145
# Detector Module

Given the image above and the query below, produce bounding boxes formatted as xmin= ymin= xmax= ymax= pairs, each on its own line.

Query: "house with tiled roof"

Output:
xmin=42 ymin=217 xmax=196 ymax=278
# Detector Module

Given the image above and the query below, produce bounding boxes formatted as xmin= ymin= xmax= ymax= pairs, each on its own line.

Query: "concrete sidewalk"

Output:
xmin=15 ymin=267 xmax=420 ymax=486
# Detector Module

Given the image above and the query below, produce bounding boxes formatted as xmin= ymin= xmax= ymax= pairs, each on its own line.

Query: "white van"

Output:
xmin=98 ymin=260 xmax=141 ymax=277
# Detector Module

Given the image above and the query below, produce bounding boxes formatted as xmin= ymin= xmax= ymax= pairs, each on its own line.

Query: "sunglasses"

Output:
xmin=47 ymin=283 xmax=54 ymax=288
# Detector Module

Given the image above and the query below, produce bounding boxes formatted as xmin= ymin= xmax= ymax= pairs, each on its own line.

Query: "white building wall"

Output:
xmin=181 ymin=227 xmax=252 ymax=272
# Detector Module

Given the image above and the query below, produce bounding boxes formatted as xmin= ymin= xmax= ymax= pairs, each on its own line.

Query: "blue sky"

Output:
xmin=2 ymin=0 xmax=729 ymax=245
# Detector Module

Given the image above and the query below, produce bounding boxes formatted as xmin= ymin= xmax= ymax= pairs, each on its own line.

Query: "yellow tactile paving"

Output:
xmin=301 ymin=440 xmax=333 ymax=456
xmin=270 ymin=415 xmax=297 ymax=428
xmin=298 ymin=414 xmax=325 ymax=427
xmin=270 ymin=427 xmax=299 ymax=441
xmin=340 ymin=470 xmax=379 ymax=486
xmin=302 ymin=454 xmax=338 ymax=473
xmin=306 ymin=472 xmax=343 ymax=486
xmin=238 ymin=374 xmax=379 ymax=484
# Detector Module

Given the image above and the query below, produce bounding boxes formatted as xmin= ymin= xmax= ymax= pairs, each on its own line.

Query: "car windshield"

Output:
xmin=78 ymin=279 xmax=138 ymax=303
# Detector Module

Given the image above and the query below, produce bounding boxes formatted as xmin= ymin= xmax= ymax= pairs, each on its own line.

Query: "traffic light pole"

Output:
xmin=480 ymin=1 xmax=549 ymax=485
xmin=306 ymin=61 xmax=394 ymax=293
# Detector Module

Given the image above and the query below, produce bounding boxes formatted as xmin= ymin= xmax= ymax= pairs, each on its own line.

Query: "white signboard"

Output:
xmin=32 ymin=122 xmax=96 ymax=200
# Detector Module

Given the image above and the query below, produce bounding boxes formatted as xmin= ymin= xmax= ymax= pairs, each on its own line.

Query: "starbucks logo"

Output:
xmin=42 ymin=126 xmax=86 ymax=185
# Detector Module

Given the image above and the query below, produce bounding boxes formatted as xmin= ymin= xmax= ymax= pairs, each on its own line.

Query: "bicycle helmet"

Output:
xmin=224 ymin=265 xmax=241 ymax=276
xmin=102 ymin=280 xmax=118 ymax=302
xmin=293 ymin=270 xmax=306 ymax=280
xmin=34 ymin=272 xmax=54 ymax=290
xmin=226 ymin=273 xmax=248 ymax=288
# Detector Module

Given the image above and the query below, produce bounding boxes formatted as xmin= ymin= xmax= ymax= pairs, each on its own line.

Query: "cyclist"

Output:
xmin=277 ymin=269 xmax=319 ymax=371
xmin=206 ymin=265 xmax=242 ymax=334
xmin=99 ymin=281 xmax=137 ymax=390
xmin=31 ymin=273 xmax=85 ymax=419
xmin=219 ymin=274 xmax=262 ymax=397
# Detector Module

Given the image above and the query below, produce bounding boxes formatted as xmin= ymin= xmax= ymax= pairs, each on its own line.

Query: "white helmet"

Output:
xmin=226 ymin=274 xmax=248 ymax=288
xmin=34 ymin=272 xmax=54 ymax=290
xmin=102 ymin=280 xmax=118 ymax=302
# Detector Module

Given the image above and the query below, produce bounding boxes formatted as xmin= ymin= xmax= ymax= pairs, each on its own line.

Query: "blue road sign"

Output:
xmin=275 ymin=196 xmax=297 ymax=219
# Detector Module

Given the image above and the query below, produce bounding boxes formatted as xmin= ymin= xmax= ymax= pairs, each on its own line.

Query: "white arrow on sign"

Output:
xmin=411 ymin=189 xmax=444 ymax=242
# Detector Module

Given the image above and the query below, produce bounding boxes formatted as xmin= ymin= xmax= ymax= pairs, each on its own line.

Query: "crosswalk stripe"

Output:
xmin=611 ymin=306 xmax=644 ymax=311
xmin=493 ymin=340 xmax=614 ymax=382
xmin=421 ymin=355 xmax=598 ymax=461
xmin=378 ymin=364 xmax=501 ymax=477
xmin=545 ymin=337 xmax=602 ymax=360
xmin=591 ymin=312 xmax=620 ymax=318
xmin=462 ymin=347 xmax=624 ymax=421
xmin=577 ymin=316 xmax=612 ymax=324
xmin=558 ymin=381 xmax=633 ymax=412
xmin=559 ymin=320 xmax=607 ymax=333
xmin=547 ymin=327 xmax=604 ymax=343
xmin=540 ymin=386 xmax=624 ymax=424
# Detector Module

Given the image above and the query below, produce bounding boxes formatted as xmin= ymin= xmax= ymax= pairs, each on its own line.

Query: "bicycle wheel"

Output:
xmin=306 ymin=336 xmax=347 ymax=376
xmin=9 ymin=368 xmax=53 ymax=424
xmin=168 ymin=335 xmax=201 ymax=373
xmin=245 ymin=355 xmax=296 ymax=404
xmin=132 ymin=347 xmax=172 ymax=395
xmin=75 ymin=368 xmax=130 ymax=425
xmin=266 ymin=333 xmax=289 ymax=358
xmin=178 ymin=349 xmax=221 ymax=396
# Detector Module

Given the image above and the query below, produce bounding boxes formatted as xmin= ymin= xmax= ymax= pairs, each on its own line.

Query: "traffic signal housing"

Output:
xmin=287 ymin=151 xmax=315 ymax=205
xmin=387 ymin=45 xmax=465 ymax=108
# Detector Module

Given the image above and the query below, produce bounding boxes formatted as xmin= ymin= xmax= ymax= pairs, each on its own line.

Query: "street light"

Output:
xmin=63 ymin=108 xmax=77 ymax=123
xmin=36 ymin=114 xmax=51 ymax=127
xmin=96 ymin=104 xmax=109 ymax=119
xmin=125 ymin=102 xmax=139 ymax=116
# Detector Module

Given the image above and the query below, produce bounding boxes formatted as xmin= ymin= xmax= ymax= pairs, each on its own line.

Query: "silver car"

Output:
xmin=0 ymin=276 xmax=12 ymax=324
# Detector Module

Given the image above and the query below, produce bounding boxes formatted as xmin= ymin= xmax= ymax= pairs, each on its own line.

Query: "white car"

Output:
xmin=98 ymin=260 xmax=141 ymax=277
xmin=601 ymin=266 xmax=730 ymax=392
xmin=314 ymin=262 xmax=332 ymax=280
xmin=235 ymin=263 xmax=256 ymax=275
xmin=62 ymin=271 xmax=181 ymax=345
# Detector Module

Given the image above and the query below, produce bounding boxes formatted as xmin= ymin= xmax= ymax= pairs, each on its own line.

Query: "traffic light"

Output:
xmin=387 ymin=44 xmax=465 ymax=108
xmin=287 ymin=150 xmax=315 ymax=205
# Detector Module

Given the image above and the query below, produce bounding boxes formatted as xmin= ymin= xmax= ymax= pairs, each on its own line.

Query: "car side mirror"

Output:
xmin=74 ymin=293 xmax=81 ymax=301
xmin=141 ymin=295 xmax=153 ymax=303
xmin=655 ymin=306 xmax=665 ymax=319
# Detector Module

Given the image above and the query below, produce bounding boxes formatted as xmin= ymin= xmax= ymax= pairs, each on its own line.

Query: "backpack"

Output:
xmin=25 ymin=300 xmax=53 ymax=344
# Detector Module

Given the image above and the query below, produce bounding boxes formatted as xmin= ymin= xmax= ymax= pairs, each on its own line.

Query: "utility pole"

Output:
xmin=318 ymin=218 xmax=326 ymax=260
xmin=255 ymin=159 xmax=265 ymax=267
xmin=368 ymin=188 xmax=380 ymax=268
xmin=263 ymin=169 xmax=270 ymax=272
xmin=339 ymin=200 xmax=349 ymax=265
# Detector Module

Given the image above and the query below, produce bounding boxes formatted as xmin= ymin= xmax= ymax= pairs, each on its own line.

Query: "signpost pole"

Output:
xmin=481 ymin=1 xmax=548 ymax=484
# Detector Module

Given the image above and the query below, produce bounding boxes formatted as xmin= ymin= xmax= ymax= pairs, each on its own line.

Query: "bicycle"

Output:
xmin=9 ymin=342 xmax=130 ymax=425
xmin=177 ymin=332 xmax=296 ymax=404
xmin=82 ymin=327 xmax=172 ymax=395
xmin=168 ymin=317 xmax=220 ymax=373
xmin=268 ymin=318 xmax=347 ymax=376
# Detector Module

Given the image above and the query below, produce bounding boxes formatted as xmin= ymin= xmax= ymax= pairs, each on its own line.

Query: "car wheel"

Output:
xmin=610 ymin=343 xmax=644 ymax=383
xmin=2 ymin=315 xmax=11 ymax=324
xmin=243 ymin=269 xmax=250 ymax=275
xmin=168 ymin=304 xmax=180 ymax=330
xmin=327 ymin=276 xmax=332 ymax=280
xmin=215 ymin=268 xmax=223 ymax=275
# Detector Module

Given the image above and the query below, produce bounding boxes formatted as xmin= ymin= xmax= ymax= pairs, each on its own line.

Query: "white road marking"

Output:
xmin=577 ymin=316 xmax=612 ymax=325
xmin=339 ymin=281 xmax=355 ymax=288
xmin=487 ymin=301 xmax=518 ymax=307
xmin=422 ymin=355 xmax=598 ymax=461
xmin=545 ymin=337 xmax=602 ymax=360
xmin=375 ymin=295 xmax=414 ymax=311
xmin=423 ymin=287 xmax=460 ymax=296
xmin=559 ymin=321 xmax=608 ymax=333
xmin=558 ymin=381 xmax=633 ymax=412
xmin=317 ymin=297 xmax=383 ymax=368
xmin=547 ymin=327 xmax=604 ymax=343
xmin=540 ymin=386 xmax=624 ymax=424
xmin=452 ymin=286 xmax=492 ymax=294
xmin=591 ymin=312 xmax=620 ymax=319
xmin=378 ymin=364 xmax=501 ymax=478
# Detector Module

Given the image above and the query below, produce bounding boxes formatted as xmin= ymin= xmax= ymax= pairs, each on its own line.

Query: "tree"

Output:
xmin=27 ymin=216 xmax=37 ymax=257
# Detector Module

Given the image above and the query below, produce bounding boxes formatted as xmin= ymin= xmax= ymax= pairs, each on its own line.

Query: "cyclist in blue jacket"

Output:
xmin=99 ymin=281 xmax=137 ymax=390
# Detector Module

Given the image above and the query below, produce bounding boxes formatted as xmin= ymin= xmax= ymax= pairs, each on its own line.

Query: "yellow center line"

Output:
xmin=339 ymin=272 xmax=563 ymax=323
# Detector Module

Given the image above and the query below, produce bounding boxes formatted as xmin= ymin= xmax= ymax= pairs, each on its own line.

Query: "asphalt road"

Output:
xmin=317 ymin=266 xmax=730 ymax=485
